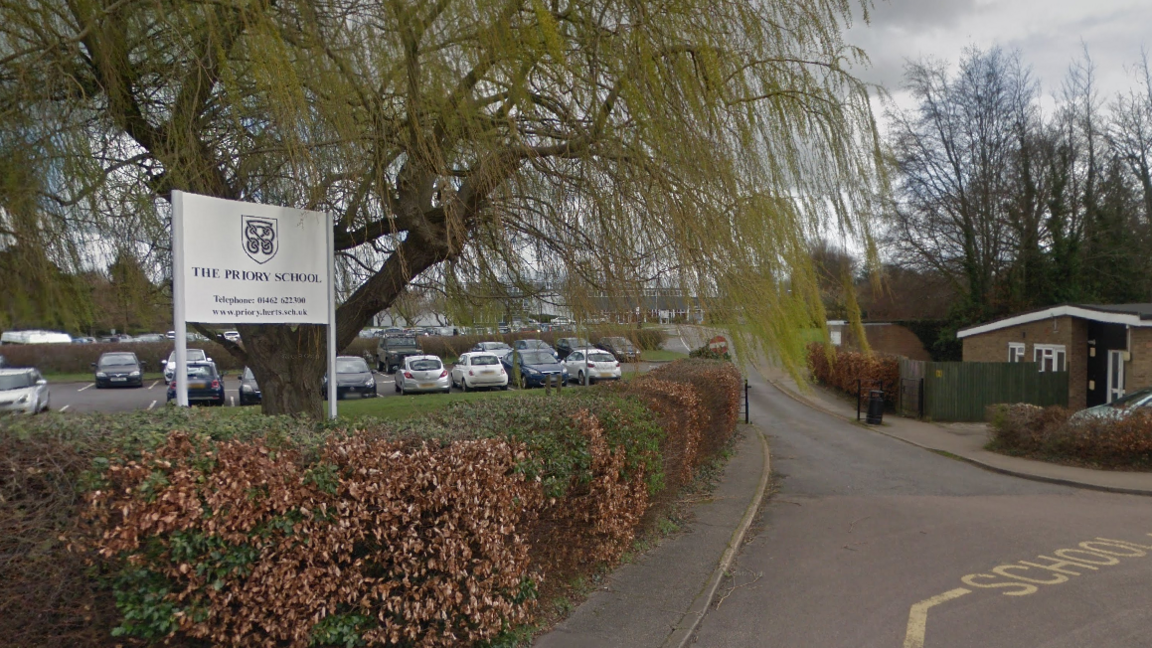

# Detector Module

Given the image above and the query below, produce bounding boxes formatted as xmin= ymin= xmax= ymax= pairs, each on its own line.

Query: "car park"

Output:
xmin=1070 ymin=386 xmax=1152 ymax=422
xmin=323 ymin=356 xmax=377 ymax=399
xmin=471 ymin=341 xmax=513 ymax=354
xmin=238 ymin=367 xmax=262 ymax=405
xmin=377 ymin=334 xmax=422 ymax=373
xmin=597 ymin=336 xmax=640 ymax=362
xmin=563 ymin=348 xmax=621 ymax=385
xmin=513 ymin=338 xmax=557 ymax=358
xmin=451 ymin=352 xmax=509 ymax=391
xmin=0 ymin=368 xmax=50 ymax=414
xmin=92 ymin=352 xmax=145 ymax=388
xmin=166 ymin=362 xmax=225 ymax=406
xmin=396 ymin=355 xmax=451 ymax=394
xmin=502 ymin=350 xmax=567 ymax=389
xmin=554 ymin=337 xmax=591 ymax=359
xmin=162 ymin=349 xmax=212 ymax=384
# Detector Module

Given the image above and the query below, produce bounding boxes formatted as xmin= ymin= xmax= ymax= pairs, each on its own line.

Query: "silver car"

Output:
xmin=162 ymin=349 xmax=212 ymax=383
xmin=396 ymin=355 xmax=451 ymax=394
xmin=0 ymin=368 xmax=50 ymax=414
xmin=1070 ymin=387 xmax=1152 ymax=423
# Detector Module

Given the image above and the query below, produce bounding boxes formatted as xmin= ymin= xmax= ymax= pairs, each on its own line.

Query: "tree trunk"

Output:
xmin=239 ymin=323 xmax=327 ymax=418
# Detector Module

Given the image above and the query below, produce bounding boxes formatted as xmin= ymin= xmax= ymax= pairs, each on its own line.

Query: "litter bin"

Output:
xmin=865 ymin=389 xmax=885 ymax=425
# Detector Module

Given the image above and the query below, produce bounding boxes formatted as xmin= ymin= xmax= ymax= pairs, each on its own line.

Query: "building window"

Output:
xmin=1008 ymin=342 xmax=1025 ymax=363
xmin=1033 ymin=344 xmax=1066 ymax=372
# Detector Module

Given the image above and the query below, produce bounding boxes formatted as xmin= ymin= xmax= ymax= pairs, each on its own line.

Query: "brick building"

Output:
xmin=957 ymin=304 xmax=1152 ymax=411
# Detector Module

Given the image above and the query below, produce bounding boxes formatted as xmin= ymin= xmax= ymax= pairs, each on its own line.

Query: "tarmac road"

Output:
xmin=689 ymin=371 xmax=1152 ymax=648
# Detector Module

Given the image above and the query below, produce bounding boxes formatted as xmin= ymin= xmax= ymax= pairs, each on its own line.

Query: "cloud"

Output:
xmin=860 ymin=0 xmax=979 ymax=31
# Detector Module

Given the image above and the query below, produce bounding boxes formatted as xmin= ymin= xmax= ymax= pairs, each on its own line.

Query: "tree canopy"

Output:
xmin=1 ymin=0 xmax=885 ymax=414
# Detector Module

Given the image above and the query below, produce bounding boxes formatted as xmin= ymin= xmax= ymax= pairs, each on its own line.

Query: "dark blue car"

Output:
xmin=501 ymin=350 xmax=568 ymax=389
xmin=166 ymin=362 xmax=226 ymax=406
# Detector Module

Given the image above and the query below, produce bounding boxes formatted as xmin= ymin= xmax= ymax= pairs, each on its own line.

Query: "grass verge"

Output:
xmin=44 ymin=372 xmax=165 ymax=384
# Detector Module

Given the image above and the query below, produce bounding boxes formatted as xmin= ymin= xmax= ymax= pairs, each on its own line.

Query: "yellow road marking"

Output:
xmin=903 ymin=588 xmax=970 ymax=648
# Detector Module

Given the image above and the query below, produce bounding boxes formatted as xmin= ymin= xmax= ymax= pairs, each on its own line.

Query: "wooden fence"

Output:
xmin=898 ymin=358 xmax=1068 ymax=422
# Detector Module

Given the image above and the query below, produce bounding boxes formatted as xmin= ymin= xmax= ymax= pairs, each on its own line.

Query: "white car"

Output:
xmin=451 ymin=352 xmax=509 ymax=391
xmin=564 ymin=348 xmax=621 ymax=385
xmin=0 ymin=368 xmax=50 ymax=414
xmin=222 ymin=330 xmax=241 ymax=342
xmin=162 ymin=349 xmax=212 ymax=383
xmin=396 ymin=355 xmax=451 ymax=394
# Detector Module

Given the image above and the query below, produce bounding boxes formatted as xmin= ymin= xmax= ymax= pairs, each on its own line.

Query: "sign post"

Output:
xmin=171 ymin=191 xmax=336 ymax=418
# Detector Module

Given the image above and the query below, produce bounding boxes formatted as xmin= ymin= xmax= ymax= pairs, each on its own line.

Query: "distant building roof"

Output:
xmin=957 ymin=304 xmax=1152 ymax=339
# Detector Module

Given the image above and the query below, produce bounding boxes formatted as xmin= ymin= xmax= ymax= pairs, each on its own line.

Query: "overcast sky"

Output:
xmin=842 ymin=0 xmax=1152 ymax=127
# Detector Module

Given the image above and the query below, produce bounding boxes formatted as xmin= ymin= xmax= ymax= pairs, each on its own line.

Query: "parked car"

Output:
xmin=0 ymin=368 xmax=50 ymax=414
xmin=92 ymin=352 xmax=145 ymax=388
xmin=501 ymin=350 xmax=568 ymax=389
xmin=554 ymin=337 xmax=591 ymax=359
xmin=238 ymin=367 xmax=262 ymax=406
xmin=166 ymin=331 xmax=176 ymax=339
xmin=597 ymin=336 xmax=640 ymax=362
xmin=324 ymin=356 xmax=377 ymax=400
xmin=513 ymin=339 xmax=557 ymax=358
xmin=98 ymin=334 xmax=132 ymax=343
xmin=133 ymin=333 xmax=166 ymax=343
xmin=451 ymin=352 xmax=509 ymax=391
xmin=72 ymin=337 xmax=96 ymax=344
xmin=221 ymin=330 xmax=241 ymax=342
xmin=162 ymin=349 xmax=212 ymax=384
xmin=377 ymin=335 xmax=422 ymax=373
xmin=396 ymin=355 xmax=451 ymax=394
xmin=0 ymin=354 xmax=6 ymax=368
xmin=166 ymin=362 xmax=225 ymax=406
xmin=471 ymin=341 xmax=513 ymax=355
xmin=563 ymin=348 xmax=621 ymax=385
xmin=1070 ymin=386 xmax=1152 ymax=423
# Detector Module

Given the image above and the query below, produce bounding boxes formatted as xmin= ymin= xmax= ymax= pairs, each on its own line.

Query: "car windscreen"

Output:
xmin=522 ymin=340 xmax=548 ymax=349
xmin=0 ymin=374 xmax=32 ymax=390
xmin=169 ymin=350 xmax=207 ymax=362
xmin=337 ymin=358 xmax=369 ymax=373
xmin=99 ymin=354 xmax=137 ymax=367
xmin=589 ymin=352 xmax=616 ymax=363
xmin=482 ymin=342 xmax=511 ymax=350
xmin=409 ymin=359 xmax=442 ymax=371
xmin=385 ymin=337 xmax=417 ymax=347
xmin=471 ymin=355 xmax=499 ymax=366
xmin=1111 ymin=386 xmax=1152 ymax=408
xmin=243 ymin=367 xmax=255 ymax=380
xmin=572 ymin=338 xmax=590 ymax=347
xmin=519 ymin=352 xmax=556 ymax=365
xmin=186 ymin=366 xmax=215 ymax=380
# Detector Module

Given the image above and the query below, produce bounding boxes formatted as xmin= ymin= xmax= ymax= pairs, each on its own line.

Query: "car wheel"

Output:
xmin=460 ymin=379 xmax=468 ymax=392
xmin=394 ymin=381 xmax=400 ymax=393
xmin=519 ymin=376 xmax=528 ymax=390
xmin=377 ymin=360 xmax=385 ymax=372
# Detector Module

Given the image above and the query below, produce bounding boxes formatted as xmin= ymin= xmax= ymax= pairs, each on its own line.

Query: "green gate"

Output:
xmin=908 ymin=361 xmax=1068 ymax=422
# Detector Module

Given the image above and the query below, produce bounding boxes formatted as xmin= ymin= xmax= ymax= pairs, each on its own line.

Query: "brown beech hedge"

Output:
xmin=0 ymin=358 xmax=739 ymax=647
xmin=988 ymin=403 xmax=1152 ymax=469
xmin=806 ymin=343 xmax=900 ymax=406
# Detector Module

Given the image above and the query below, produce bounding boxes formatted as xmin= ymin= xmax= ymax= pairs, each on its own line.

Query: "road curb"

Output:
xmin=660 ymin=425 xmax=772 ymax=648
xmin=763 ymin=375 xmax=1152 ymax=498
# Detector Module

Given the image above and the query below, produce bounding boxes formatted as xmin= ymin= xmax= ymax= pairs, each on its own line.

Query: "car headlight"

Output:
xmin=364 ymin=377 xmax=375 ymax=386
xmin=241 ymin=384 xmax=253 ymax=393
xmin=523 ymin=366 xmax=538 ymax=374
xmin=130 ymin=371 xmax=140 ymax=377
xmin=17 ymin=394 xmax=29 ymax=404
xmin=96 ymin=371 xmax=107 ymax=378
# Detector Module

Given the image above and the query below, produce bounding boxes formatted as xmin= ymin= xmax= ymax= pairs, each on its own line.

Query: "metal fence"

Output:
xmin=898 ymin=358 xmax=1068 ymax=422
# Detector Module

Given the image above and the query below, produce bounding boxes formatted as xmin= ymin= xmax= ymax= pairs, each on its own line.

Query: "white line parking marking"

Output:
xmin=148 ymin=380 xmax=159 ymax=390
xmin=78 ymin=383 xmax=93 ymax=392
xmin=59 ymin=404 xmax=70 ymax=412
xmin=147 ymin=400 xmax=157 ymax=411
xmin=229 ymin=396 xmax=235 ymax=407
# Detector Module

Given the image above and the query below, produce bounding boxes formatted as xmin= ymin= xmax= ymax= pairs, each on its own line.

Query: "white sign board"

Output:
xmin=175 ymin=192 xmax=330 ymax=324
xmin=171 ymin=191 xmax=337 ymax=418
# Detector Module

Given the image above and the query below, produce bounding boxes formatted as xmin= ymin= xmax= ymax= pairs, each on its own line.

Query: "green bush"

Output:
xmin=0 ymin=358 xmax=734 ymax=648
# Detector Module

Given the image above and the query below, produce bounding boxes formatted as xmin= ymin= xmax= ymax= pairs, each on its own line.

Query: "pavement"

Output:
xmin=533 ymin=349 xmax=1152 ymax=648
xmin=756 ymin=362 xmax=1152 ymax=496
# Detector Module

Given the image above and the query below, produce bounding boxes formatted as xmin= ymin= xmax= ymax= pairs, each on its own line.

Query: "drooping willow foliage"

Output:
xmin=1 ymin=0 xmax=884 ymax=407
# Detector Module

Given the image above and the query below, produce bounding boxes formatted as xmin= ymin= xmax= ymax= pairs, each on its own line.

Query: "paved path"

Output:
xmin=690 ymin=367 xmax=1152 ymax=648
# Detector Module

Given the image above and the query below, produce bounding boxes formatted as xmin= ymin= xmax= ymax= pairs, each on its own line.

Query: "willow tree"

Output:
xmin=1 ymin=0 xmax=883 ymax=415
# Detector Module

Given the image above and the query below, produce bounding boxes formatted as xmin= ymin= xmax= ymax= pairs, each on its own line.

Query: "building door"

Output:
xmin=1087 ymin=322 xmax=1127 ymax=407
xmin=1107 ymin=350 xmax=1126 ymax=403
